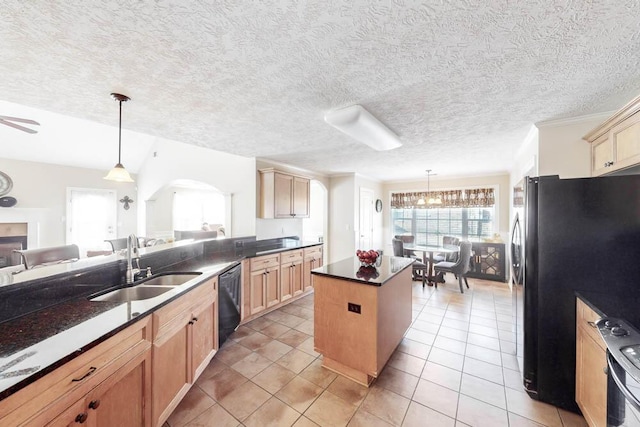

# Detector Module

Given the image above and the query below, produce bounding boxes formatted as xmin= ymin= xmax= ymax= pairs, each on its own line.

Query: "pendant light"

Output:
xmin=104 ymin=93 xmax=134 ymax=183
xmin=427 ymin=169 xmax=442 ymax=205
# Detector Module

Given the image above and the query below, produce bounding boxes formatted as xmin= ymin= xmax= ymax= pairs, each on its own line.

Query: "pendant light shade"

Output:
xmin=104 ymin=93 xmax=134 ymax=183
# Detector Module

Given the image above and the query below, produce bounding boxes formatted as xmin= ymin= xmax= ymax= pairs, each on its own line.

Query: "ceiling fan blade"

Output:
xmin=0 ymin=116 xmax=40 ymax=125
xmin=0 ymin=119 xmax=39 ymax=134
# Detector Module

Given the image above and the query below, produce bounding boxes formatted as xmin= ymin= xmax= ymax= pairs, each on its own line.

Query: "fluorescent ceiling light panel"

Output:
xmin=324 ymin=105 xmax=402 ymax=151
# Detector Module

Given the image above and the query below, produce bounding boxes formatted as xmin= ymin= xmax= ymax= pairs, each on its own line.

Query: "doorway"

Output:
xmin=66 ymin=188 xmax=117 ymax=256
xmin=303 ymin=180 xmax=328 ymax=262
xmin=358 ymin=188 xmax=374 ymax=250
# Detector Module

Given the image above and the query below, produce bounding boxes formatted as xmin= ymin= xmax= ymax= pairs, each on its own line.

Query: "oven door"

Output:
xmin=607 ymin=352 xmax=640 ymax=426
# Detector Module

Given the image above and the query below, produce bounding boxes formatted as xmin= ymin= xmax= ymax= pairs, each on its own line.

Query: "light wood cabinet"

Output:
xmin=281 ymin=250 xmax=303 ymax=299
xmin=303 ymin=246 xmax=323 ymax=292
xmin=265 ymin=266 xmax=280 ymax=308
xmin=151 ymin=278 xmax=217 ymax=427
xmin=246 ymin=253 xmax=280 ymax=316
xmin=0 ymin=317 xmax=152 ymax=427
xmin=585 ymin=93 xmax=640 ymax=176
xmin=259 ymin=168 xmax=310 ymax=218
xmin=575 ymin=298 xmax=607 ymax=427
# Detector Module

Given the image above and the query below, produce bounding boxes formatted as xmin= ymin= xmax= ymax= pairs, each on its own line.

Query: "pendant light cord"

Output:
xmin=118 ymin=99 xmax=123 ymax=164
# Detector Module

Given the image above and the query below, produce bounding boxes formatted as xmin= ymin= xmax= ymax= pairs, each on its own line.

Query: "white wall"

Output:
xmin=328 ymin=174 xmax=356 ymax=263
xmin=0 ymin=158 xmax=137 ymax=249
xmin=136 ymin=138 xmax=256 ymax=238
xmin=256 ymin=218 xmax=303 ymax=239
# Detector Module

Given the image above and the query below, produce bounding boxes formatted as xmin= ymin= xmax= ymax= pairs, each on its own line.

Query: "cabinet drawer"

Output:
xmin=281 ymin=250 xmax=303 ymax=263
xmin=576 ymin=298 xmax=606 ymax=351
xmin=0 ymin=317 xmax=151 ymax=427
xmin=304 ymin=246 xmax=322 ymax=260
xmin=250 ymin=254 xmax=280 ymax=271
xmin=153 ymin=280 xmax=215 ymax=338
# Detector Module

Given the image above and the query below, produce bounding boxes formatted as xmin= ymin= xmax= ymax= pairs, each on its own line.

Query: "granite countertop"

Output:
xmin=311 ymin=255 xmax=414 ymax=286
xmin=576 ymin=290 xmax=640 ymax=331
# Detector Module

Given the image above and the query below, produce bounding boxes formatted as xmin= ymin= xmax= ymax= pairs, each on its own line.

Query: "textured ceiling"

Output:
xmin=1 ymin=1 xmax=640 ymax=181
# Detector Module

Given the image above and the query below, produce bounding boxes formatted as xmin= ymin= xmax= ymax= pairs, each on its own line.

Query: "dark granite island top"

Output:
xmin=311 ymin=255 xmax=414 ymax=286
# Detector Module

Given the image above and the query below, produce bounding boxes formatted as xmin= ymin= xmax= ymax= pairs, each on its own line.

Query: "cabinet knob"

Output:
xmin=605 ymin=161 xmax=614 ymax=167
xmin=88 ymin=399 xmax=100 ymax=410
xmin=192 ymin=317 xmax=198 ymax=322
xmin=603 ymin=366 xmax=609 ymax=375
xmin=75 ymin=413 xmax=88 ymax=423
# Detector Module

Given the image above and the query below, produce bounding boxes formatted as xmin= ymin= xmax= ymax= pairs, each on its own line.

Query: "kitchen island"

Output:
xmin=312 ymin=255 xmax=414 ymax=386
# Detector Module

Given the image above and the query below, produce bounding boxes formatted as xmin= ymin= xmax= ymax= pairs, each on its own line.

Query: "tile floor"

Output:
xmin=164 ymin=276 xmax=589 ymax=427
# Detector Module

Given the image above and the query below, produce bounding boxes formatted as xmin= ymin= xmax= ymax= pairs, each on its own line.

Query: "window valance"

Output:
xmin=391 ymin=187 xmax=495 ymax=209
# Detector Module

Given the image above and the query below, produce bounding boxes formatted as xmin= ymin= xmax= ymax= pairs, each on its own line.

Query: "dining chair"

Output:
xmin=433 ymin=241 xmax=472 ymax=293
xmin=392 ymin=238 xmax=428 ymax=287
xmin=14 ymin=244 xmax=80 ymax=269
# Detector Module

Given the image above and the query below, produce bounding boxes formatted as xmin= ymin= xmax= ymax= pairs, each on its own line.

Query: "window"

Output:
xmin=392 ymin=206 xmax=494 ymax=245
xmin=172 ymin=189 xmax=227 ymax=232
xmin=66 ymin=188 xmax=117 ymax=255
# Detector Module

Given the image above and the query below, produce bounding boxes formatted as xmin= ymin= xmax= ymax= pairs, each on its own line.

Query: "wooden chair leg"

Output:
xmin=464 ymin=276 xmax=469 ymax=288
xmin=458 ymin=275 xmax=464 ymax=293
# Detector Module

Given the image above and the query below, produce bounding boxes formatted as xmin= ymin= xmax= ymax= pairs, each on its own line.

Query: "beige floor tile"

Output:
xmin=418 ymin=313 xmax=445 ymax=324
xmin=375 ymin=366 xmax=419 ymax=398
xmin=507 ymin=412 xmax=546 ymax=427
xmin=469 ymin=316 xmax=498 ymax=328
xmin=230 ymin=351 xmax=272 ymax=378
xmin=277 ymin=349 xmax=317 ymax=374
xmin=434 ymin=335 xmax=467 ymax=355
xmin=501 ymin=352 xmax=520 ymax=371
xmin=503 ymin=367 xmax=523 ymax=391
xmin=299 ymin=358 xmax=338 ymax=388
xmin=214 ymin=341 xmax=252 ymax=365
xmin=198 ymin=368 xmax=248 ymax=401
xmin=441 ymin=318 xmax=470 ymax=332
xmin=218 ymin=380 xmax=271 ymax=421
xmin=277 ymin=312 xmax=307 ymax=328
xmin=466 ymin=332 xmax=500 ymax=351
xmin=411 ymin=319 xmax=441 ymax=335
xmin=463 ymin=357 xmax=504 ymax=385
xmin=456 ymin=394 xmax=509 ymax=427
xmin=196 ymin=358 xmax=228 ymax=383
xmin=437 ymin=327 xmax=468 ymax=342
xmin=246 ymin=316 xmax=274 ymax=331
xmin=347 ymin=409 xmax=393 ymax=427
xmin=412 ymin=379 xmax=459 ymax=418
xmin=465 ymin=343 xmax=502 ymax=366
xmin=405 ymin=328 xmax=437 ymax=346
xmin=396 ymin=338 xmax=431 ymax=359
xmin=500 ymin=340 xmax=517 ymax=354
xmin=402 ymin=401 xmax=455 ymax=427
xmin=505 ymin=388 xmax=563 ymax=427
xmin=238 ymin=331 xmax=273 ymax=351
xmin=428 ymin=347 xmax=464 ymax=371
xmin=260 ymin=321 xmax=292 ymax=338
xmin=459 ymin=373 xmax=506 ymax=409
xmin=168 ymin=386 xmax=215 ymax=427
xmin=296 ymin=336 xmax=320 ymax=357
xmin=444 ymin=311 xmax=471 ymax=322
xmin=229 ymin=325 xmax=254 ymax=342
xmin=467 ymin=324 xmax=499 ymax=338
xmin=278 ymin=329 xmax=312 ymax=347
xmin=294 ymin=319 xmax=315 ymax=335
xmin=276 ymin=376 xmax=324 ymax=413
xmin=243 ymin=396 xmax=301 ymax=427
xmin=558 ymin=408 xmax=588 ymax=427
xmin=305 ymin=390 xmax=358 ymax=427
xmin=388 ymin=350 xmax=426 ymax=377
xmin=183 ymin=403 xmax=240 ymax=427
xmin=361 ymin=386 xmax=410 ymax=426
xmin=327 ymin=374 xmax=370 ymax=406
xmin=421 ymin=361 xmax=462 ymax=391
xmin=293 ymin=416 xmax=320 ymax=427
xmin=256 ymin=339 xmax=294 ymax=361
xmin=251 ymin=363 xmax=297 ymax=394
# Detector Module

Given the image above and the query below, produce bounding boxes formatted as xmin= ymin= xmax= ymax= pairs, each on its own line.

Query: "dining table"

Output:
xmin=404 ymin=244 xmax=460 ymax=285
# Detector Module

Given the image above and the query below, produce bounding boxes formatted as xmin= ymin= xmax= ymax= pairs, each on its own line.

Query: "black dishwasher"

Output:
xmin=218 ymin=264 xmax=241 ymax=347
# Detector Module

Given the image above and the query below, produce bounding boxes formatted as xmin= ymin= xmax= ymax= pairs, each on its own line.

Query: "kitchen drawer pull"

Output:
xmin=88 ymin=399 xmax=101 ymax=410
xmin=75 ymin=413 xmax=88 ymax=423
xmin=72 ymin=366 xmax=97 ymax=382
xmin=587 ymin=321 xmax=597 ymax=328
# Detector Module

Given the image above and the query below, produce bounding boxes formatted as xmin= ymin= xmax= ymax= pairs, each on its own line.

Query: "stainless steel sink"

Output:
xmin=137 ymin=272 xmax=202 ymax=287
xmin=90 ymin=286 xmax=174 ymax=302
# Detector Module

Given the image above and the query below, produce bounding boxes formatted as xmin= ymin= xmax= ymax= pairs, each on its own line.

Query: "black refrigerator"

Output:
xmin=512 ymin=174 xmax=640 ymax=412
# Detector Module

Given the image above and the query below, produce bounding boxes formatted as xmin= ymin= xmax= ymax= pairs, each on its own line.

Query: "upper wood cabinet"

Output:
xmin=259 ymin=168 xmax=310 ymax=218
xmin=585 ymin=93 xmax=640 ymax=176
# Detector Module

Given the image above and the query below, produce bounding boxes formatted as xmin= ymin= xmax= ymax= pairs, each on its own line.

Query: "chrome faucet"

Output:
xmin=125 ymin=234 xmax=140 ymax=284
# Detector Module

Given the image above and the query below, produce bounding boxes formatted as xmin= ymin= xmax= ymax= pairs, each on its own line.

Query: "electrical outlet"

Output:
xmin=347 ymin=303 xmax=361 ymax=314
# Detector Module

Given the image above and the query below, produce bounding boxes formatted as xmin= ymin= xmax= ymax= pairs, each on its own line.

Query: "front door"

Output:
xmin=358 ymin=188 xmax=374 ymax=250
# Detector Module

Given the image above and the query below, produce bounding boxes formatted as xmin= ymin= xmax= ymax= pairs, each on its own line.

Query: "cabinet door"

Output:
xmin=152 ymin=321 xmax=190 ymax=426
xmin=266 ymin=266 xmax=280 ymax=308
xmin=576 ymin=325 xmax=607 ymax=427
xmin=280 ymin=264 xmax=293 ymax=302
xmin=46 ymin=398 xmax=87 ymax=427
xmin=274 ymin=173 xmax=294 ymax=218
xmin=250 ymin=269 xmax=267 ymax=315
xmin=191 ymin=301 xmax=216 ymax=382
xmin=292 ymin=261 xmax=303 ymax=296
xmin=591 ymin=135 xmax=613 ymax=176
xmin=85 ymin=349 xmax=152 ymax=427
xmin=612 ymin=113 xmax=640 ymax=170
xmin=303 ymin=249 xmax=322 ymax=292
xmin=293 ymin=177 xmax=310 ymax=218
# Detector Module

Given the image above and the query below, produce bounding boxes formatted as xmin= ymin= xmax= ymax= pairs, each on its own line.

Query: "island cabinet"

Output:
xmin=259 ymin=168 xmax=310 ymax=218
xmin=0 ymin=317 xmax=152 ymax=427
xmin=281 ymin=249 xmax=303 ymax=300
xmin=575 ymin=298 xmax=607 ymax=427
xmin=585 ymin=93 xmax=640 ymax=176
xmin=302 ymin=246 xmax=323 ymax=292
xmin=151 ymin=278 xmax=218 ymax=427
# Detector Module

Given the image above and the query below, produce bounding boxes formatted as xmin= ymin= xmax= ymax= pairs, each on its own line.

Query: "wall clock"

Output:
xmin=375 ymin=199 xmax=382 ymax=213
xmin=0 ymin=171 xmax=13 ymax=196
